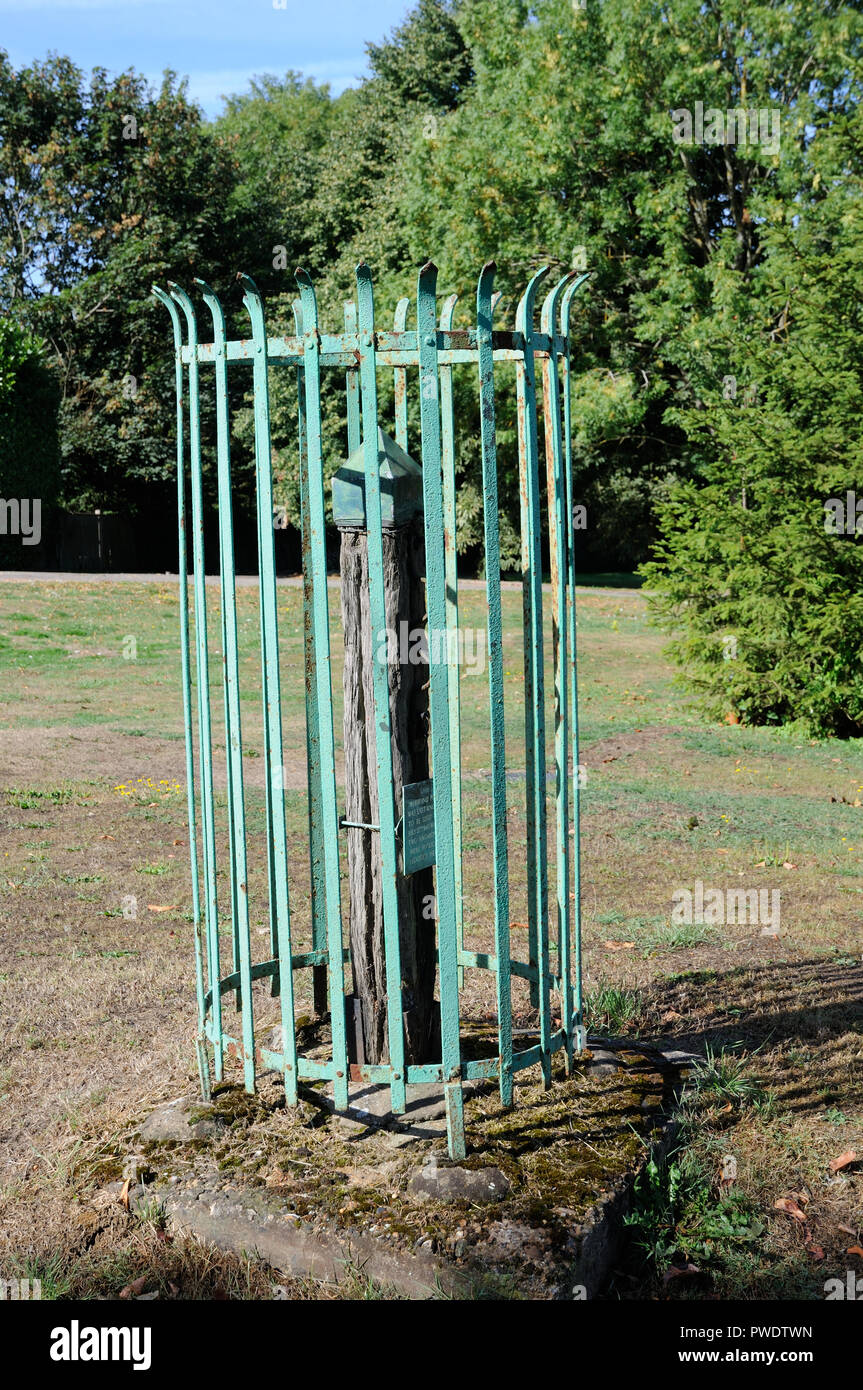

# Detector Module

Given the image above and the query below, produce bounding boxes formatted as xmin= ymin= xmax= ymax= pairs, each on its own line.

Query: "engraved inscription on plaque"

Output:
xmin=402 ymin=779 xmax=436 ymax=876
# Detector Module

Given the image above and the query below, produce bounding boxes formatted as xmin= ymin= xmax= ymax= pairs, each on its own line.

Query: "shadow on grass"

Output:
xmin=645 ymin=955 xmax=863 ymax=1115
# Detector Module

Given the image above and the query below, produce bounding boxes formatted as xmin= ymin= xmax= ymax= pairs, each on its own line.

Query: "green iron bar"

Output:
xmin=476 ymin=261 xmax=513 ymax=1109
xmin=237 ymin=280 xmax=276 ymax=972
xmin=561 ymin=272 xmax=590 ymax=1052
xmin=296 ymin=270 xmax=350 ymax=1112
xmin=241 ymin=275 xmax=299 ymax=1101
xmin=417 ymin=261 xmax=466 ymax=1158
xmin=151 ymin=285 xmax=209 ymax=1099
xmin=233 ymin=282 xmax=273 ymax=978
xmin=515 ymin=268 xmax=550 ymax=1064
xmin=540 ymin=270 xmax=579 ymax=1072
xmin=294 ymin=297 xmax=328 ymax=1019
xmin=392 ymin=297 xmax=410 ymax=451
xmin=199 ymin=281 xmax=241 ymax=997
xmin=438 ymin=290 xmax=465 ymax=992
xmin=197 ymin=279 xmax=255 ymax=1092
xmin=166 ymin=282 xmax=224 ymax=1083
xmin=355 ymin=262 xmax=408 ymax=1118
xmin=344 ymin=301 xmax=362 ymax=455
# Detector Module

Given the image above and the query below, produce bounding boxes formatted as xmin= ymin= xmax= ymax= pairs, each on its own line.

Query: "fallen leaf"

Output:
xmin=716 ymin=848 xmax=729 ymax=854
xmin=846 ymin=1245 xmax=863 ymax=1259
xmin=753 ymin=860 xmax=766 ymax=867
xmin=119 ymin=1178 xmax=132 ymax=1211
xmin=837 ymin=1224 xmax=855 ymax=1236
xmin=510 ymin=920 xmax=529 ymax=931
xmin=805 ymin=1238 xmax=824 ymax=1261
xmin=172 ymin=839 xmax=185 ymax=846
xmin=774 ymin=1197 xmax=807 ymax=1222
xmin=663 ymin=1263 xmax=701 ymax=1283
xmin=100 ymin=834 xmax=116 ymax=841
xmin=782 ymin=860 xmax=797 ymax=870
xmin=603 ymin=940 xmax=636 ymax=951
xmin=660 ymin=1009 xmax=682 ymax=1024
xmin=119 ymin=1275 xmax=147 ymax=1300
xmin=829 ymin=1150 xmax=857 ymax=1174
xmin=724 ymin=711 xmax=739 ymax=725
xmin=147 ymin=904 xmax=178 ymax=913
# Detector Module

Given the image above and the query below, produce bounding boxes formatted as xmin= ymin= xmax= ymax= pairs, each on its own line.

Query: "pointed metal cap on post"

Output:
xmin=332 ymin=426 xmax=423 ymax=530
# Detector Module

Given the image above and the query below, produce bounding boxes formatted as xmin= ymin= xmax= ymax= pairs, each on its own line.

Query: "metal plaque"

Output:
xmin=402 ymin=779 xmax=436 ymax=875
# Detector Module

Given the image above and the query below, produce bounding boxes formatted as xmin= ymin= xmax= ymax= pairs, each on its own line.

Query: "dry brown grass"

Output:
xmin=0 ymin=579 xmax=860 ymax=1298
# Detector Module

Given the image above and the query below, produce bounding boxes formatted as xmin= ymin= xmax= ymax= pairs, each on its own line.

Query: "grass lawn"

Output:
xmin=0 ymin=577 xmax=860 ymax=1299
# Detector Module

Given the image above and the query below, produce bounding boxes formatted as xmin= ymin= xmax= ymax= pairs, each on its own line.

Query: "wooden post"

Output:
xmin=338 ymin=519 xmax=436 ymax=1064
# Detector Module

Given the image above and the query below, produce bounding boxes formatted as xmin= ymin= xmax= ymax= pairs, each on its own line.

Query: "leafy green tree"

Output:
xmin=0 ymin=53 xmax=251 ymax=518
xmin=0 ymin=319 xmax=59 ymax=565
xmin=643 ymin=102 xmax=863 ymax=736
xmin=366 ymin=0 xmax=472 ymax=108
xmin=219 ymin=2 xmax=474 ymax=534
xmin=396 ymin=0 xmax=863 ymax=568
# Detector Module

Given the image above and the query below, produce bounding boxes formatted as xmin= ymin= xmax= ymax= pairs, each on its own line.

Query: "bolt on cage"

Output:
xmin=153 ymin=260 xmax=588 ymax=1160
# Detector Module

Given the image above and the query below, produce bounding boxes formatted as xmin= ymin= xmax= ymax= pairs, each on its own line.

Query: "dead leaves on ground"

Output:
xmin=829 ymin=1150 xmax=857 ymax=1174
xmin=774 ymin=1196 xmax=807 ymax=1222
xmin=119 ymin=1275 xmax=148 ymax=1299
xmin=119 ymin=1275 xmax=179 ymax=1301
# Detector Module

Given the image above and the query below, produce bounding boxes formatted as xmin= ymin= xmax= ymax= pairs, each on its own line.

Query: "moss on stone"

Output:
xmin=128 ymin=1046 xmax=673 ymax=1296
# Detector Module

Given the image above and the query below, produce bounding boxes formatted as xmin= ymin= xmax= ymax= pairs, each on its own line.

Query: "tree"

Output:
xmin=394 ymin=0 xmax=863 ymax=569
xmin=643 ymin=102 xmax=863 ymax=736
xmin=366 ymin=0 xmax=473 ymax=109
xmin=0 ymin=53 xmax=251 ymax=518
xmin=0 ymin=320 xmax=59 ymax=566
xmin=218 ymin=2 xmax=474 ymax=537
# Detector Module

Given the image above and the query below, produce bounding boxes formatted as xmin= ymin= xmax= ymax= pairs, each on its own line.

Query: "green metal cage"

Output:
xmin=153 ymin=260 xmax=588 ymax=1160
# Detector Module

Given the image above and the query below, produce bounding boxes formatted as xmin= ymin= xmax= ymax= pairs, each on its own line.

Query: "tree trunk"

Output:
xmin=339 ymin=520 xmax=436 ymax=1064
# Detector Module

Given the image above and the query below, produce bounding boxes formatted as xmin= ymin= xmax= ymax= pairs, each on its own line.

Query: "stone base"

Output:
xmin=128 ymin=1043 xmax=691 ymax=1299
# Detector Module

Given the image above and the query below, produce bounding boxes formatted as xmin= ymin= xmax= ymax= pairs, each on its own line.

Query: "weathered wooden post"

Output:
xmin=333 ymin=427 xmax=437 ymax=1066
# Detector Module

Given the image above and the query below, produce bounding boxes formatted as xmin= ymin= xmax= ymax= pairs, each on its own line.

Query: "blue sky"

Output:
xmin=0 ymin=0 xmax=415 ymax=116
